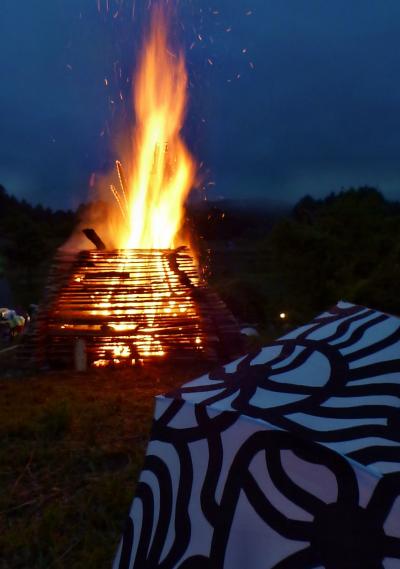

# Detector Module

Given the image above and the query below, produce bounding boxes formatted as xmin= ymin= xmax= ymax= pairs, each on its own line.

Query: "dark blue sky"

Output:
xmin=1 ymin=0 xmax=400 ymax=209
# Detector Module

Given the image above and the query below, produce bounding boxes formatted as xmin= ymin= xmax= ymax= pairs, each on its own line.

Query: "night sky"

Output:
xmin=1 ymin=0 xmax=400 ymax=210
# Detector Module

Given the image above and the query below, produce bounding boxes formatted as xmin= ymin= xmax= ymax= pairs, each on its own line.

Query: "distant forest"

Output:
xmin=0 ymin=187 xmax=75 ymax=308
xmin=207 ymin=187 xmax=400 ymax=336
xmin=0 ymin=184 xmax=399 ymax=333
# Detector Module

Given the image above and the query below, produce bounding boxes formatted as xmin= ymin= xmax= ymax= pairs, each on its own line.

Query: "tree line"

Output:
xmin=207 ymin=187 xmax=400 ymax=334
xmin=0 ymin=184 xmax=399 ymax=332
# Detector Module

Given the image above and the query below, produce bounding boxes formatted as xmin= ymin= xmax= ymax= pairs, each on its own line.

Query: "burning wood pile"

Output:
xmin=21 ymin=4 xmax=243 ymax=368
xmin=26 ymin=245 xmax=241 ymax=367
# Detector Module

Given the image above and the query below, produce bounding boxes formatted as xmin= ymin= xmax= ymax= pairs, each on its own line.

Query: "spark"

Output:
xmin=245 ymin=10 xmax=253 ymax=16
xmin=226 ymin=27 xmax=232 ymax=32
xmin=242 ymin=48 xmax=247 ymax=54
xmin=207 ymin=58 xmax=213 ymax=66
xmin=115 ymin=160 xmax=129 ymax=212
xmin=110 ymin=184 xmax=127 ymax=221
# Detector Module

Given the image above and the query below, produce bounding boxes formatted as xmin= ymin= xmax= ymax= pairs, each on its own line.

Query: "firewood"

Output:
xmin=82 ymin=229 xmax=107 ymax=250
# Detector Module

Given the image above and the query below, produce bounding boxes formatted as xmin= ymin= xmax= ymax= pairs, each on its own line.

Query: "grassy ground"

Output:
xmin=0 ymin=361 xmax=210 ymax=569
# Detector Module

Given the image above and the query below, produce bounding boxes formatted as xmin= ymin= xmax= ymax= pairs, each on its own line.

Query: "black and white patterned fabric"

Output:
xmin=114 ymin=302 xmax=400 ymax=568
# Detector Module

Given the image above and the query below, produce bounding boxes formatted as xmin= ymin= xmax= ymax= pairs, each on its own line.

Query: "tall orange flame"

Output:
xmin=116 ymin=5 xmax=195 ymax=249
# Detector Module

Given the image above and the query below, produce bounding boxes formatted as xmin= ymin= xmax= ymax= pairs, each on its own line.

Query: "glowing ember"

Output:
xmin=33 ymin=247 xmax=243 ymax=368
xmin=43 ymin=249 xmax=207 ymax=366
xmin=113 ymin=4 xmax=195 ymax=250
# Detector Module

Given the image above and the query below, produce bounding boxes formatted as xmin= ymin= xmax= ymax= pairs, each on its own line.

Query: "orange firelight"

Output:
xmin=114 ymin=4 xmax=195 ymax=250
xmin=38 ymin=3 xmax=242 ymax=370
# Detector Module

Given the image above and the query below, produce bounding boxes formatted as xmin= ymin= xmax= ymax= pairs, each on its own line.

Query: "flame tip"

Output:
xmin=112 ymin=6 xmax=196 ymax=251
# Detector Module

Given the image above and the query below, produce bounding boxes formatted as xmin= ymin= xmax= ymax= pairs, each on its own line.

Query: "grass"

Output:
xmin=0 ymin=362 xmax=210 ymax=568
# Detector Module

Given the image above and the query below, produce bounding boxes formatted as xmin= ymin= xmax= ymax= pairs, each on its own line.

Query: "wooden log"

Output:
xmin=27 ymin=245 xmax=241 ymax=368
xmin=82 ymin=228 xmax=107 ymax=250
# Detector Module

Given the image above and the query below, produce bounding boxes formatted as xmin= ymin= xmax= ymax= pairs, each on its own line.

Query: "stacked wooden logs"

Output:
xmin=19 ymin=246 xmax=242 ymax=368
